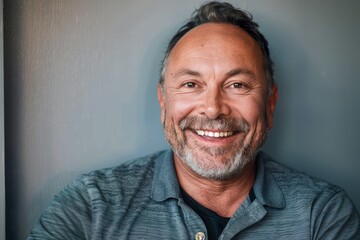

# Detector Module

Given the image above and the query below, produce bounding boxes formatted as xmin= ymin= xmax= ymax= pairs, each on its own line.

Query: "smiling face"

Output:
xmin=158 ymin=23 xmax=277 ymax=180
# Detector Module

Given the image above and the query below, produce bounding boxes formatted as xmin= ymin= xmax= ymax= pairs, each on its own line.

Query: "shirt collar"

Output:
xmin=151 ymin=149 xmax=180 ymax=201
xmin=253 ymin=151 xmax=285 ymax=209
xmin=151 ymin=149 xmax=285 ymax=209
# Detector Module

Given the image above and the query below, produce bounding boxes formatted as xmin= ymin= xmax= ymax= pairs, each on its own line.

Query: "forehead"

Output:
xmin=166 ymin=23 xmax=264 ymax=73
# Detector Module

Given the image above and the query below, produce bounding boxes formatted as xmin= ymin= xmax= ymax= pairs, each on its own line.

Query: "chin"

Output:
xmin=180 ymin=148 xmax=254 ymax=181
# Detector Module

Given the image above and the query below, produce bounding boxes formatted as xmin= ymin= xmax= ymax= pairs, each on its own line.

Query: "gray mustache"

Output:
xmin=179 ymin=116 xmax=250 ymax=133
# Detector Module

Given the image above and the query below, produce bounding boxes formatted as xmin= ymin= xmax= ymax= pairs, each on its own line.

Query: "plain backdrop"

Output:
xmin=4 ymin=0 xmax=360 ymax=239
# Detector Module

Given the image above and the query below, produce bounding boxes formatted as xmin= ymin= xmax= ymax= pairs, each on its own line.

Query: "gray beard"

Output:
xmin=163 ymin=115 xmax=267 ymax=181
xmin=179 ymin=145 xmax=256 ymax=180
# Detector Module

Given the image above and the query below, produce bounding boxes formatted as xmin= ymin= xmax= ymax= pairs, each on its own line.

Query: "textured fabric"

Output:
xmin=28 ymin=150 xmax=360 ymax=239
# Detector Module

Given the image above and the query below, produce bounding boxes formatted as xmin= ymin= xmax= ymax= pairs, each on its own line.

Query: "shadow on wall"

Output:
xmin=261 ymin=8 xmax=360 ymax=209
xmin=136 ymin=23 xmax=181 ymax=155
xmin=4 ymin=0 xmax=29 ymax=236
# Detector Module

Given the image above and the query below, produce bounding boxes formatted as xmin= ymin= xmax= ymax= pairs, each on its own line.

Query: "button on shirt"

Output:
xmin=28 ymin=150 xmax=360 ymax=239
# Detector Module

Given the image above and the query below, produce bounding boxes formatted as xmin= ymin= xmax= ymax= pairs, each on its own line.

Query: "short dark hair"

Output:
xmin=159 ymin=1 xmax=274 ymax=90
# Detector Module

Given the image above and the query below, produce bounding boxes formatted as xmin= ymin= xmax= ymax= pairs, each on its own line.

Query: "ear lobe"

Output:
xmin=266 ymin=83 xmax=278 ymax=128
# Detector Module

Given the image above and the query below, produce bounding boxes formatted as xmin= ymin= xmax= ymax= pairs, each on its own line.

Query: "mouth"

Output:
xmin=194 ymin=129 xmax=235 ymax=138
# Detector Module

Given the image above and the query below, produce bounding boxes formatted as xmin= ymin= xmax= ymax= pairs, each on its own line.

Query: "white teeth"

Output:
xmin=195 ymin=130 xmax=234 ymax=138
xmin=197 ymin=130 xmax=205 ymax=136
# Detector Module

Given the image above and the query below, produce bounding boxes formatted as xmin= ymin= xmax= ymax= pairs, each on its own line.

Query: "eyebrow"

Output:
xmin=172 ymin=67 xmax=254 ymax=79
xmin=226 ymin=68 xmax=254 ymax=78
xmin=172 ymin=69 xmax=201 ymax=79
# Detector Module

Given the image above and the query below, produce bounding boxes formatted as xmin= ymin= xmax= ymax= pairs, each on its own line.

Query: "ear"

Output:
xmin=266 ymin=83 xmax=278 ymax=129
xmin=157 ymin=84 xmax=165 ymax=124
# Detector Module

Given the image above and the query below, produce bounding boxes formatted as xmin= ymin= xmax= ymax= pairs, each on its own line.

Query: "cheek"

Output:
xmin=166 ymin=95 xmax=197 ymax=122
xmin=233 ymin=97 xmax=267 ymax=125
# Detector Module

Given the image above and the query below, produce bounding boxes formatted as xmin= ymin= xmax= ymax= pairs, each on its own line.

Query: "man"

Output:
xmin=29 ymin=2 xmax=359 ymax=239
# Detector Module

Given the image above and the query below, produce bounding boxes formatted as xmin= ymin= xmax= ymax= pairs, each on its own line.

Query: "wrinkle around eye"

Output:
xmin=177 ymin=79 xmax=204 ymax=92
xmin=227 ymin=83 xmax=265 ymax=97
xmin=224 ymin=82 xmax=250 ymax=94
xmin=230 ymin=82 xmax=245 ymax=89
xmin=182 ymin=82 xmax=197 ymax=88
xmin=166 ymin=85 xmax=201 ymax=95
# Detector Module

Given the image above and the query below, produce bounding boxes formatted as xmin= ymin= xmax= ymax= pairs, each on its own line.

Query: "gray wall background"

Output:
xmin=4 ymin=0 xmax=360 ymax=239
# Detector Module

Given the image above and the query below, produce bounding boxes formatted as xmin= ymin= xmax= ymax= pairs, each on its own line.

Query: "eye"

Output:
xmin=183 ymin=82 xmax=197 ymax=88
xmin=231 ymin=82 xmax=243 ymax=88
xmin=226 ymin=81 xmax=251 ymax=94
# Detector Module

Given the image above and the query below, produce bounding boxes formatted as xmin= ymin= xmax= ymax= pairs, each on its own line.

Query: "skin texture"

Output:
xmin=158 ymin=23 xmax=278 ymax=217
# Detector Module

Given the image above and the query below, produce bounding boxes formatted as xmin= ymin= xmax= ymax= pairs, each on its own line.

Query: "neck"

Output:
xmin=174 ymin=155 xmax=256 ymax=218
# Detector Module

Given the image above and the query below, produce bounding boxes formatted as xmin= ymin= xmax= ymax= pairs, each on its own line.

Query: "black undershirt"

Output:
xmin=180 ymin=188 xmax=256 ymax=240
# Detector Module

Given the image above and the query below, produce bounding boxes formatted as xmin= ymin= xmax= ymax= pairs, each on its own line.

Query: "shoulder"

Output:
xmin=73 ymin=150 xmax=169 ymax=199
xmin=258 ymin=152 xmax=360 ymax=238
xmin=28 ymin=150 xmax=170 ymax=239
xmin=257 ymin=151 xmax=355 ymax=214
xmin=80 ymin=150 xmax=167 ymax=184
xmin=51 ymin=149 xmax=170 ymax=206
xmin=259 ymin=152 xmax=342 ymax=200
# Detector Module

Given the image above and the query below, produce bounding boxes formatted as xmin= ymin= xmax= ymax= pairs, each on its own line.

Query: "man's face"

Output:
xmin=158 ymin=23 xmax=277 ymax=180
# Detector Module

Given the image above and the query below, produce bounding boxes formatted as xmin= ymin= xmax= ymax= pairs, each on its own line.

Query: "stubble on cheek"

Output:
xmin=162 ymin=109 xmax=187 ymax=154
xmin=244 ymin=120 xmax=269 ymax=158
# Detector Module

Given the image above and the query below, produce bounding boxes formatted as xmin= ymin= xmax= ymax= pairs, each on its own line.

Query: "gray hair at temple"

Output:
xmin=159 ymin=1 xmax=275 ymax=93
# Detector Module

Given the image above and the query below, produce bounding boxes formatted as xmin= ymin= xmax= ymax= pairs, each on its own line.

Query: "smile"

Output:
xmin=195 ymin=130 xmax=234 ymax=138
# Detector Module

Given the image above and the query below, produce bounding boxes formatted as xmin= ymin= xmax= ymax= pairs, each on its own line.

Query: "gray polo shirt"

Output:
xmin=28 ymin=150 xmax=360 ymax=239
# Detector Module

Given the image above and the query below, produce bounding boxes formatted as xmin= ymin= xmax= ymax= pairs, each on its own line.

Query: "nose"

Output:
xmin=199 ymin=87 xmax=231 ymax=119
